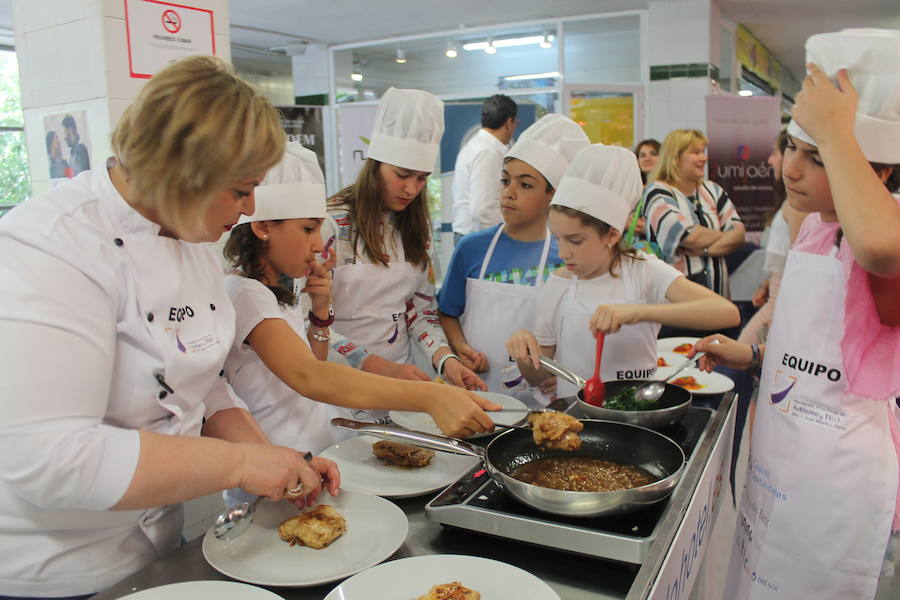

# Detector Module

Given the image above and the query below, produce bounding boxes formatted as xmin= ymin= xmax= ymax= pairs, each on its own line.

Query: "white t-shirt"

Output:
xmin=535 ymin=254 xmax=680 ymax=345
xmin=224 ymin=276 xmax=354 ymax=453
xmin=0 ymin=167 xmax=241 ymax=596
xmin=452 ymin=128 xmax=508 ymax=235
xmin=763 ymin=206 xmax=791 ymax=276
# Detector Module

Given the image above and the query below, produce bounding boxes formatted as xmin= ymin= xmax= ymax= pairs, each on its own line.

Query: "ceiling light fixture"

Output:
xmin=738 ymin=89 xmax=753 ymax=96
xmin=503 ymin=71 xmax=561 ymax=81
xmin=350 ymin=69 xmax=363 ymax=82
xmin=395 ymin=47 xmax=407 ymax=64
xmin=464 ymin=34 xmax=554 ymax=52
xmin=445 ymin=41 xmax=458 ymax=58
xmin=540 ymin=29 xmax=553 ymax=49
xmin=484 ymin=38 xmax=497 ymax=54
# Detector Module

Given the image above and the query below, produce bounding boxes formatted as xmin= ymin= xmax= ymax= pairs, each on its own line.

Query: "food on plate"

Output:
xmin=673 ymin=343 xmax=694 ymax=354
xmin=416 ymin=581 xmax=481 ymax=600
xmin=672 ymin=376 xmax=704 ymax=391
xmin=511 ymin=457 xmax=657 ymax=492
xmin=657 ymin=357 xmax=669 ymax=367
xmin=603 ymin=385 xmax=659 ymax=412
xmin=527 ymin=411 xmax=583 ymax=451
xmin=278 ymin=505 xmax=347 ymax=549
xmin=372 ymin=440 xmax=435 ymax=468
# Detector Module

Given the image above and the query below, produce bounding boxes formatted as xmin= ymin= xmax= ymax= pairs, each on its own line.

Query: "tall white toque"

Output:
xmin=506 ymin=114 xmax=591 ymax=189
xmin=788 ymin=28 xmax=900 ymax=164
xmin=551 ymin=144 xmax=643 ymax=232
xmin=366 ymin=87 xmax=445 ymax=172
xmin=239 ymin=141 xmax=327 ymax=223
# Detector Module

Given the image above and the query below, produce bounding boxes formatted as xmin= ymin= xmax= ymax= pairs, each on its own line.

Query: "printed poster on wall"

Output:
xmin=43 ymin=111 xmax=91 ymax=183
xmin=277 ymin=106 xmax=325 ymax=178
xmin=706 ymin=96 xmax=781 ymax=233
xmin=124 ymin=0 xmax=216 ymax=79
xmin=337 ymin=104 xmax=378 ymax=188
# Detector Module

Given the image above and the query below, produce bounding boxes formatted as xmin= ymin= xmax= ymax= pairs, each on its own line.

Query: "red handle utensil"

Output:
xmin=582 ymin=332 xmax=605 ymax=406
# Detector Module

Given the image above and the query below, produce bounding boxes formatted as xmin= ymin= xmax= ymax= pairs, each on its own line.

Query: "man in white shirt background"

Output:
xmin=451 ymin=94 xmax=518 ymax=241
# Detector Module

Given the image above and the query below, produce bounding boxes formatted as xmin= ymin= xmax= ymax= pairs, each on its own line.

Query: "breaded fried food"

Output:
xmin=416 ymin=581 xmax=481 ymax=600
xmin=278 ymin=505 xmax=346 ymax=549
xmin=372 ymin=440 xmax=435 ymax=468
xmin=528 ymin=411 xmax=584 ymax=451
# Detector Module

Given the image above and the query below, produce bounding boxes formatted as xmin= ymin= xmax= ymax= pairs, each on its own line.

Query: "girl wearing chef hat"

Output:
xmin=0 ymin=57 xmax=338 ymax=598
xmin=693 ymin=29 xmax=900 ymax=599
xmin=222 ymin=142 xmax=497 ymax=457
xmin=506 ymin=144 xmax=739 ymax=399
xmin=438 ymin=114 xmax=589 ymax=407
xmin=322 ymin=88 xmax=488 ymax=401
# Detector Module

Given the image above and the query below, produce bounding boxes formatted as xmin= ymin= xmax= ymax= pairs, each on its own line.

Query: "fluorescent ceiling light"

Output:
xmin=503 ymin=71 xmax=560 ymax=81
xmin=738 ymin=90 xmax=753 ymax=96
xmin=464 ymin=34 xmax=553 ymax=52
xmin=484 ymin=38 xmax=497 ymax=54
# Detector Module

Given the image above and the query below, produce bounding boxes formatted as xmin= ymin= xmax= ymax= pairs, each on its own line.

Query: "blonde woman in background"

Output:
xmin=0 ymin=56 xmax=338 ymax=599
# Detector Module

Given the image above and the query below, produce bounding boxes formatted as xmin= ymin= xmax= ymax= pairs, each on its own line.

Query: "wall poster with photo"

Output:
xmin=43 ymin=111 xmax=91 ymax=182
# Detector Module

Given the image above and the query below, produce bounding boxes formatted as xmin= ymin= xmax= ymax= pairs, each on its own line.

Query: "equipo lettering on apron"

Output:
xmin=725 ymin=245 xmax=898 ymax=600
xmin=460 ymin=225 xmax=551 ymax=408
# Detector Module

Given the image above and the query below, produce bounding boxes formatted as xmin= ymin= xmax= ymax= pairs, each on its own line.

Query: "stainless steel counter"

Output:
xmin=91 ymin=393 xmax=735 ymax=600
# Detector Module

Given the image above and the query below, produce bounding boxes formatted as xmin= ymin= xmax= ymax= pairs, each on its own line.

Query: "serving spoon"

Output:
xmin=581 ymin=333 xmax=606 ymax=407
xmin=213 ymin=451 xmax=313 ymax=541
xmin=633 ymin=339 xmax=718 ymax=404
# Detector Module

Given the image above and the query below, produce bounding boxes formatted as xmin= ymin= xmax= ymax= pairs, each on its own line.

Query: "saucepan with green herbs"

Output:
xmin=539 ymin=356 xmax=692 ymax=430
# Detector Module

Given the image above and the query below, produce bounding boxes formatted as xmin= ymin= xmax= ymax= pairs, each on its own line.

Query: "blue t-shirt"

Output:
xmin=438 ymin=224 xmax=562 ymax=318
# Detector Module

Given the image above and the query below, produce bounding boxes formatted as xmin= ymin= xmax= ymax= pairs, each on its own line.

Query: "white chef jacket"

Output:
xmin=452 ymin=128 xmax=508 ymax=235
xmin=223 ymin=276 xmax=354 ymax=453
xmin=0 ymin=166 xmax=242 ymax=597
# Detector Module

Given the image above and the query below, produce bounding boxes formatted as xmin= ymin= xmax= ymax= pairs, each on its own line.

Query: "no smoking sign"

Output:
xmin=161 ymin=9 xmax=181 ymax=34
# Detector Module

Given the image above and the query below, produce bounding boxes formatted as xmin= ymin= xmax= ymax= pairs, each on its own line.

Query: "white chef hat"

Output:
xmin=366 ymin=87 xmax=445 ymax=173
xmin=788 ymin=28 xmax=900 ymax=163
xmin=550 ymin=144 xmax=643 ymax=232
xmin=238 ymin=142 xmax=326 ymax=224
xmin=505 ymin=114 xmax=591 ymax=188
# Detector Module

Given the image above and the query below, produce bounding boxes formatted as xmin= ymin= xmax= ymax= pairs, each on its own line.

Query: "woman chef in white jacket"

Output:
xmin=694 ymin=29 xmax=900 ymax=600
xmin=0 ymin=56 xmax=338 ymax=599
xmin=323 ymin=88 xmax=485 ymax=403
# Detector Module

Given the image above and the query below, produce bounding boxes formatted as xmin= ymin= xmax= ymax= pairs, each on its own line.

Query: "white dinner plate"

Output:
xmin=118 ymin=581 xmax=283 ymax=599
xmin=656 ymin=336 xmax=701 ymax=355
xmin=202 ymin=490 xmax=407 ymax=587
xmin=654 ymin=352 xmax=685 ymax=370
xmin=389 ymin=391 xmax=526 ymax=438
xmin=323 ymin=554 xmax=561 ymax=600
xmin=655 ymin=366 xmax=735 ymax=395
xmin=319 ymin=435 xmax=480 ymax=498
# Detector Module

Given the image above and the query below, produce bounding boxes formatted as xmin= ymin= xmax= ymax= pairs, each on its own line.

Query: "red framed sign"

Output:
xmin=124 ymin=0 xmax=216 ymax=79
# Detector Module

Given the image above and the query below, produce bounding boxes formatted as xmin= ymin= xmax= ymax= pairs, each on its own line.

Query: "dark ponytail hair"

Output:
xmin=223 ymin=222 xmax=296 ymax=306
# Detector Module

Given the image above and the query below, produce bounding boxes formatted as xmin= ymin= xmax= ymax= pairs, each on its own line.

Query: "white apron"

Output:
xmin=331 ymin=232 xmax=422 ymax=421
xmin=554 ymin=265 xmax=660 ymax=399
xmin=122 ymin=233 xmax=235 ymax=553
xmin=725 ymin=246 xmax=898 ymax=599
xmin=460 ymin=225 xmax=551 ymax=408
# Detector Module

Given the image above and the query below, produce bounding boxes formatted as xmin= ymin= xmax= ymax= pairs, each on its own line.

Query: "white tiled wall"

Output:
xmin=647 ymin=77 xmax=712 ymax=141
xmin=182 ymin=492 xmax=228 ymax=542
xmin=647 ymin=0 xmax=712 ymax=66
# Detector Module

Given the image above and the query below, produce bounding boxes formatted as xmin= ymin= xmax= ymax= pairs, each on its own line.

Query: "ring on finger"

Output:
xmin=285 ymin=483 xmax=304 ymax=498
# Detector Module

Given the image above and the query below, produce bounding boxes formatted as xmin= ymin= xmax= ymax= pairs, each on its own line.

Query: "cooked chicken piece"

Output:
xmin=416 ymin=581 xmax=481 ymax=600
xmin=372 ymin=440 xmax=435 ymax=468
xmin=528 ymin=411 xmax=584 ymax=451
xmin=278 ymin=505 xmax=346 ymax=549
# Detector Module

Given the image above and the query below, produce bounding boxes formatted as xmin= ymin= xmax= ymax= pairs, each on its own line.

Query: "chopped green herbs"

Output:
xmin=603 ymin=385 xmax=659 ymax=411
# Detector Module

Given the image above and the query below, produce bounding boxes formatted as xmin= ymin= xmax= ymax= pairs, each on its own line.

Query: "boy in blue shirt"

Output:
xmin=438 ymin=114 xmax=590 ymax=406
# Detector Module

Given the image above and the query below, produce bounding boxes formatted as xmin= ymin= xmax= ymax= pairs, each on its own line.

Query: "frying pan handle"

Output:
xmin=330 ymin=418 xmax=482 ymax=458
xmin=539 ymin=356 xmax=586 ymax=387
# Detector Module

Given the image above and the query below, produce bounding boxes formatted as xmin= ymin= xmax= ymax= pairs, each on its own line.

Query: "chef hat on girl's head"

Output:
xmin=788 ymin=28 xmax=900 ymax=163
xmin=550 ymin=144 xmax=643 ymax=232
xmin=238 ymin=142 xmax=326 ymax=223
xmin=505 ymin=114 xmax=591 ymax=188
xmin=366 ymin=87 xmax=445 ymax=173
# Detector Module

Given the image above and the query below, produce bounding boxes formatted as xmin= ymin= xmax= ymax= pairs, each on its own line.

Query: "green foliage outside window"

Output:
xmin=0 ymin=50 xmax=31 ymax=206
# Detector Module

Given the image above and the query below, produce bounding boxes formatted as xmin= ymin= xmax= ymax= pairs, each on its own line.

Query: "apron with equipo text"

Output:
xmin=460 ymin=225 xmax=551 ymax=408
xmin=553 ymin=265 xmax=659 ymax=399
xmin=725 ymin=246 xmax=898 ymax=600
xmin=331 ymin=231 xmax=422 ymax=421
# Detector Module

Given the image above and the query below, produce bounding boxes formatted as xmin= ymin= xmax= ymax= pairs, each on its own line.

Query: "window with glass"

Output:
xmin=0 ymin=47 xmax=29 ymax=211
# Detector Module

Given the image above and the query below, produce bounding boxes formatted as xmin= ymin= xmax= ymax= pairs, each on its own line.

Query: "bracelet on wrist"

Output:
xmin=436 ymin=352 xmax=460 ymax=377
xmin=308 ymin=305 xmax=335 ymax=328
xmin=750 ymin=344 xmax=761 ymax=373
xmin=309 ymin=326 xmax=331 ymax=343
xmin=703 ymin=246 xmax=710 ymax=257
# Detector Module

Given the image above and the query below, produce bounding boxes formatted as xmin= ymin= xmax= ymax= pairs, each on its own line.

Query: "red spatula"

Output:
xmin=582 ymin=332 xmax=605 ymax=406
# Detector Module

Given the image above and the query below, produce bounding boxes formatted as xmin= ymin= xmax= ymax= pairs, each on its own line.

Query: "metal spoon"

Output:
xmin=634 ymin=340 xmax=718 ymax=404
xmin=213 ymin=450 xmax=313 ymax=541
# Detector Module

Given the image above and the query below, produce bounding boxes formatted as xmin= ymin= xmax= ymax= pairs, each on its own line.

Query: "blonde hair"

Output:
xmin=649 ymin=129 xmax=708 ymax=186
xmin=111 ymin=56 xmax=285 ymax=235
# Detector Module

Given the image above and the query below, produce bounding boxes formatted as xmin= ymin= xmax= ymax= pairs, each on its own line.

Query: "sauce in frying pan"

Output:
xmin=511 ymin=457 xmax=657 ymax=492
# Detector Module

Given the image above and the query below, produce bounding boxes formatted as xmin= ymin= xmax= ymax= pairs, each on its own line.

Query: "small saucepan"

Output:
xmin=332 ymin=417 xmax=685 ymax=518
xmin=539 ymin=356 xmax=692 ymax=430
